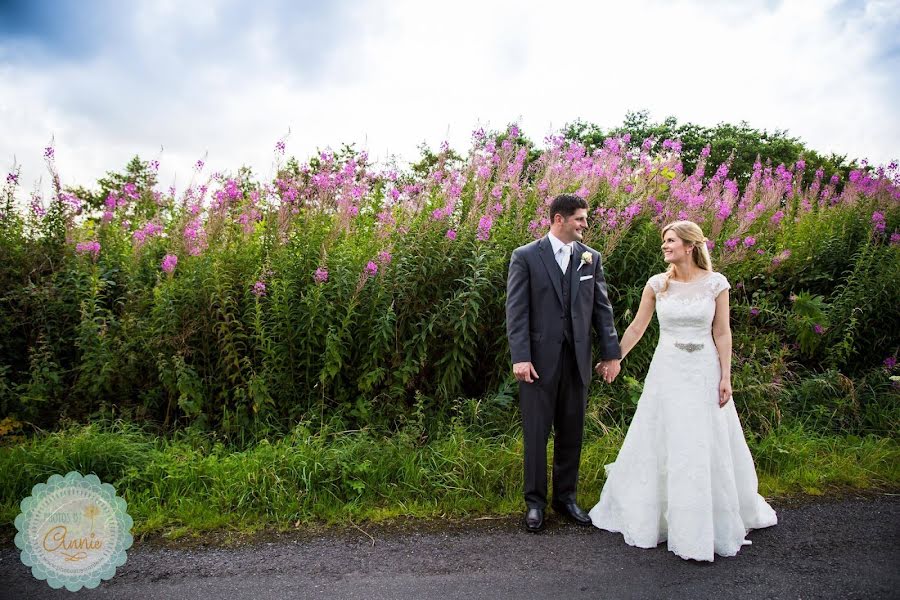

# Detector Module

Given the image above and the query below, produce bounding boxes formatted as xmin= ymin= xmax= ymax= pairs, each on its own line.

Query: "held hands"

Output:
xmin=515 ymin=360 xmax=621 ymax=384
xmin=719 ymin=378 xmax=733 ymax=407
xmin=594 ymin=359 xmax=621 ymax=383
xmin=513 ymin=361 xmax=540 ymax=383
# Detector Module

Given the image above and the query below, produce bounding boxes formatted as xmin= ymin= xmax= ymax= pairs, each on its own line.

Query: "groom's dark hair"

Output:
xmin=549 ymin=194 xmax=589 ymax=223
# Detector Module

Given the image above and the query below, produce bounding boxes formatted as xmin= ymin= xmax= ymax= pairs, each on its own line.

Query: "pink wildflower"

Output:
xmin=161 ymin=254 xmax=178 ymax=274
xmin=75 ymin=241 xmax=101 ymax=261
xmin=476 ymin=215 xmax=493 ymax=241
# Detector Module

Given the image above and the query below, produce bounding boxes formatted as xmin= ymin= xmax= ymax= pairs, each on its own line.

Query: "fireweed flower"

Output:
xmin=885 ymin=357 xmax=897 ymax=370
xmin=743 ymin=236 xmax=756 ymax=248
xmin=890 ymin=232 xmax=900 ymax=245
xmin=44 ymin=146 xmax=54 ymax=159
xmin=314 ymin=268 xmax=329 ymax=283
xmin=133 ymin=222 xmax=164 ymax=246
xmin=813 ymin=324 xmax=825 ymax=335
xmin=364 ymin=261 xmax=378 ymax=277
xmin=872 ymin=211 xmax=886 ymax=233
xmin=123 ymin=182 xmax=139 ymax=200
xmin=60 ymin=192 xmax=83 ymax=211
xmin=750 ymin=308 xmax=760 ymax=317
xmin=723 ymin=179 xmax=739 ymax=197
xmin=75 ymin=241 xmax=101 ymax=260
xmin=476 ymin=214 xmax=493 ymax=241
xmin=446 ymin=229 xmax=457 ymax=241
xmin=378 ymin=251 xmax=392 ymax=264
xmin=771 ymin=211 xmax=785 ymax=225
xmin=6 ymin=172 xmax=18 ymax=185
xmin=724 ymin=238 xmax=739 ymax=251
xmin=670 ymin=140 xmax=683 ymax=152
xmin=183 ymin=218 xmax=208 ymax=256
xmin=161 ymin=254 xmax=178 ymax=274
xmin=376 ymin=210 xmax=395 ymax=227
xmin=253 ymin=281 xmax=266 ymax=297
xmin=30 ymin=195 xmax=46 ymax=217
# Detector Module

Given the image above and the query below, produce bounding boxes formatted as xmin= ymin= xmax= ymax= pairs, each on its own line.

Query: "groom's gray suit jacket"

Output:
xmin=506 ymin=235 xmax=621 ymax=386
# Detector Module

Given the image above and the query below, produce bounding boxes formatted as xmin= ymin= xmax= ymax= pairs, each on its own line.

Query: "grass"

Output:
xmin=1 ymin=420 xmax=897 ymax=540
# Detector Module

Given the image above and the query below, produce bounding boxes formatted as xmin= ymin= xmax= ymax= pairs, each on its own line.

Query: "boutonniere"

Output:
xmin=578 ymin=251 xmax=593 ymax=271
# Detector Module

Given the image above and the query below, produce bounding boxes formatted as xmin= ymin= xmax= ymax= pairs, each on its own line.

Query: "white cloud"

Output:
xmin=0 ymin=0 xmax=897 ymax=204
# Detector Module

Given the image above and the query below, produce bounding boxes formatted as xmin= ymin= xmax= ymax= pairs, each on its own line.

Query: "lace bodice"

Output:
xmin=648 ymin=272 xmax=730 ymax=342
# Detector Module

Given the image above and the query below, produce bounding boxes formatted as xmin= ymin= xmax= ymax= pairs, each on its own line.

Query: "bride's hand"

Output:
xmin=718 ymin=378 xmax=732 ymax=407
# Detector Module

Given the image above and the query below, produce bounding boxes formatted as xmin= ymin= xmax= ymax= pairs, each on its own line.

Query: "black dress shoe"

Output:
xmin=551 ymin=500 xmax=592 ymax=526
xmin=524 ymin=507 xmax=545 ymax=532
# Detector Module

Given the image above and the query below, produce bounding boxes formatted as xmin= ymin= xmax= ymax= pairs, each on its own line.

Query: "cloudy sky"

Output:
xmin=1 ymin=0 xmax=898 ymax=196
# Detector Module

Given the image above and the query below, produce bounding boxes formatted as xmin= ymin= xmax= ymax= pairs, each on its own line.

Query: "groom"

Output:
xmin=506 ymin=194 xmax=622 ymax=532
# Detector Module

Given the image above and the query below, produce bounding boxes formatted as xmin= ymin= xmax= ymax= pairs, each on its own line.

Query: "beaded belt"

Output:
xmin=674 ymin=341 xmax=704 ymax=353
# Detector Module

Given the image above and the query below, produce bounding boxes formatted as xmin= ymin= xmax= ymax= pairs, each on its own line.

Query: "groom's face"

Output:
xmin=556 ymin=208 xmax=588 ymax=243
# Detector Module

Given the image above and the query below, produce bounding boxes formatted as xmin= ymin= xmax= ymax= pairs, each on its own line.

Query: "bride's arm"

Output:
xmin=618 ymin=284 xmax=656 ymax=360
xmin=712 ymin=289 xmax=733 ymax=407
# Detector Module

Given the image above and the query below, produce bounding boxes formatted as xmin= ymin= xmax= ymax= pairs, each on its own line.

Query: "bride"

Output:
xmin=589 ymin=220 xmax=777 ymax=561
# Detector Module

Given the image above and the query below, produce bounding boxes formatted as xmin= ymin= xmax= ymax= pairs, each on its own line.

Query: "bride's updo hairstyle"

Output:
xmin=659 ymin=220 xmax=713 ymax=295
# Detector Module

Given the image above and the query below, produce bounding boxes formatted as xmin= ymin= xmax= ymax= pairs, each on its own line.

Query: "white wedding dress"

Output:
xmin=589 ymin=271 xmax=777 ymax=561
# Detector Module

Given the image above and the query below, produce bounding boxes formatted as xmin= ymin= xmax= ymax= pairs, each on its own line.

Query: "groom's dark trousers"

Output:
xmin=521 ymin=338 xmax=586 ymax=508
xmin=506 ymin=236 xmax=621 ymax=509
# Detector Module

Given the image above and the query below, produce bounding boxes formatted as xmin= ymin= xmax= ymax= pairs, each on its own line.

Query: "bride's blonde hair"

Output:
xmin=659 ymin=220 xmax=713 ymax=294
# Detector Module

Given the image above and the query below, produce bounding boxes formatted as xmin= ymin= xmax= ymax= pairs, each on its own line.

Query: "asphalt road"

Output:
xmin=2 ymin=494 xmax=898 ymax=599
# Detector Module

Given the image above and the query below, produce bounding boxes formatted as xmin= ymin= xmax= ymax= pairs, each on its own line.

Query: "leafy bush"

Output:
xmin=1 ymin=125 xmax=897 ymax=440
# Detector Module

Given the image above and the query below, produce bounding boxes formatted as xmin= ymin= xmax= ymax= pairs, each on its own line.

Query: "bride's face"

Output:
xmin=661 ymin=231 xmax=692 ymax=264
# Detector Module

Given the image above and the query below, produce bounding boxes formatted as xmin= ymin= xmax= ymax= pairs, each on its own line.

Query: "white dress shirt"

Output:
xmin=548 ymin=232 xmax=573 ymax=274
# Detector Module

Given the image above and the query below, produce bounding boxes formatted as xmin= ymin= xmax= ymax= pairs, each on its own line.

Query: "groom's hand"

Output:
xmin=513 ymin=361 xmax=539 ymax=383
xmin=595 ymin=359 xmax=621 ymax=383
